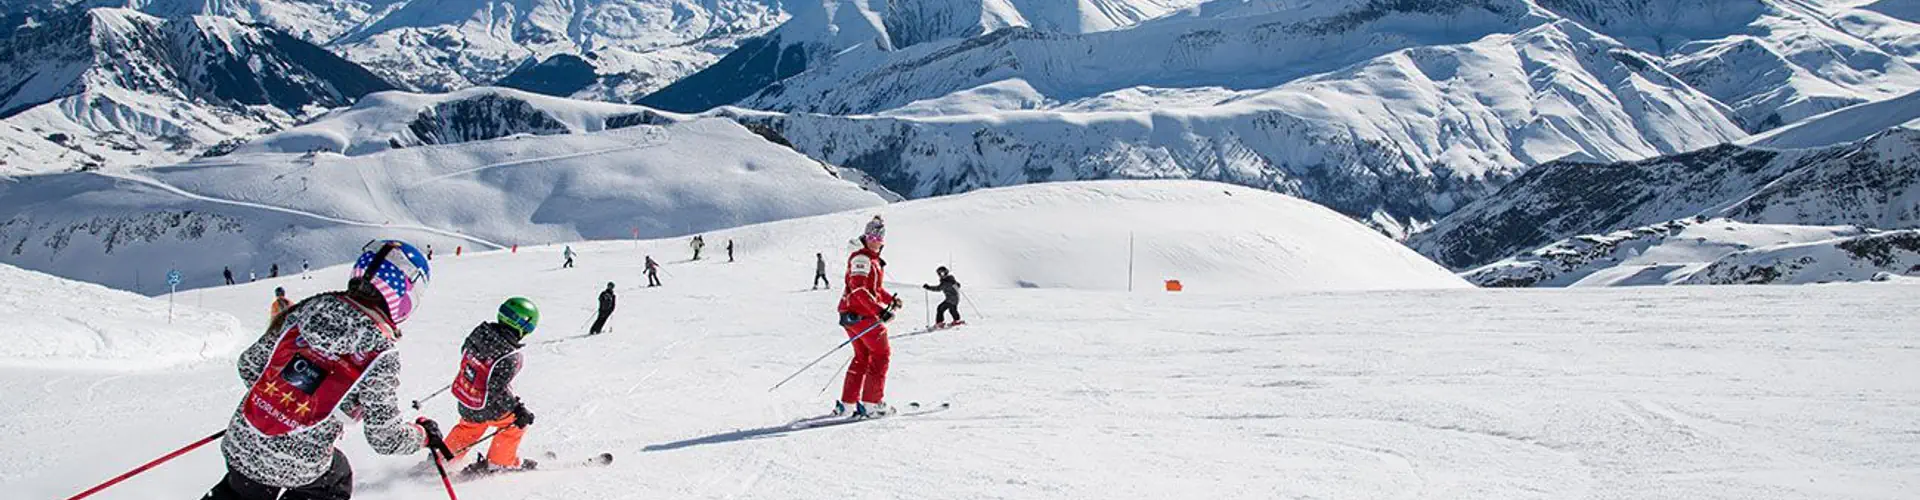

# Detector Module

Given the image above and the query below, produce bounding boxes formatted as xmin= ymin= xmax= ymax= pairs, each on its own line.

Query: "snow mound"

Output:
xmin=1463 ymin=218 xmax=1869 ymax=287
xmin=0 ymin=118 xmax=886 ymax=293
xmin=716 ymin=180 xmax=1470 ymax=292
xmin=0 ymin=262 xmax=243 ymax=370
xmin=1684 ymin=229 xmax=1920 ymax=284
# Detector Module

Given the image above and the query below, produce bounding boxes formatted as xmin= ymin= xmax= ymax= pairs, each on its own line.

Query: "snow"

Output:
xmin=1683 ymin=229 xmax=1920 ymax=284
xmin=0 ymin=118 xmax=886 ymax=294
xmin=236 ymin=87 xmax=688 ymax=156
xmin=1461 ymin=218 xmax=1872 ymax=287
xmin=0 ymin=262 xmax=244 ymax=370
xmin=4 ymin=196 xmax=1918 ymax=498
xmin=1740 ymin=87 xmax=1920 ymax=149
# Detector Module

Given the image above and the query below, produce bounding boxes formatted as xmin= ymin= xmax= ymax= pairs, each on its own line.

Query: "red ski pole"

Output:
xmin=429 ymin=452 xmax=460 ymax=500
xmin=66 ymin=430 xmax=225 ymax=500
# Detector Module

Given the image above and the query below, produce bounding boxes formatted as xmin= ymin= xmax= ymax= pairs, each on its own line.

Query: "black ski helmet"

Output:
xmin=936 ymin=266 xmax=949 ymax=275
xmin=275 ymin=287 xmax=286 ymax=297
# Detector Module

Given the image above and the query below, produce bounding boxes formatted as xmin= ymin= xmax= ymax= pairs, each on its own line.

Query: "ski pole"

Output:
xmin=429 ymin=450 xmax=460 ymax=500
xmin=961 ymin=290 xmax=985 ymax=321
xmin=66 ymin=430 xmax=225 ymax=500
xmin=770 ymin=321 xmax=884 ymax=392
xmin=923 ymin=289 xmax=931 ymax=328
xmin=451 ymin=428 xmax=503 ymax=456
xmin=412 ymin=384 xmax=453 ymax=410
xmin=819 ymin=356 xmax=853 ymax=395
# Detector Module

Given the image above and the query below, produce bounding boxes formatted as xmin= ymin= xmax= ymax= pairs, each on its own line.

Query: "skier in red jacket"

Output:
xmin=835 ymin=223 xmax=902 ymax=418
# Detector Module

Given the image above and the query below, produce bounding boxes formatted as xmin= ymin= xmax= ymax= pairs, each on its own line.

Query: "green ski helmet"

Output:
xmin=497 ymin=297 xmax=540 ymax=337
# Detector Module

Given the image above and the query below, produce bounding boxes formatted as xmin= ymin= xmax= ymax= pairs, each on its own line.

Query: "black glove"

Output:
xmin=889 ymin=298 xmax=905 ymax=311
xmin=511 ymin=402 xmax=535 ymax=428
xmin=417 ymin=417 xmax=453 ymax=460
xmin=878 ymin=309 xmax=896 ymax=322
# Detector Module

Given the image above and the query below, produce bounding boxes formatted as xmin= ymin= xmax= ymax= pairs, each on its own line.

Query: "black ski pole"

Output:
xmin=771 ymin=321 xmax=883 ymax=392
xmin=412 ymin=384 xmax=453 ymax=410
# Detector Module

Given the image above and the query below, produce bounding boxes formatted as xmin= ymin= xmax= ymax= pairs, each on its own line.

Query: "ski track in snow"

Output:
xmin=4 ymin=239 xmax=1919 ymax=498
xmin=94 ymin=166 xmax=507 ymax=249
xmin=398 ymin=126 xmax=672 ymax=189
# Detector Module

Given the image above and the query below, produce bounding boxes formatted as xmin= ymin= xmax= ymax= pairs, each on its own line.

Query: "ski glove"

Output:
xmin=418 ymin=417 xmax=454 ymax=460
xmin=878 ymin=309 xmax=896 ymax=323
xmin=512 ymin=402 xmax=535 ymax=428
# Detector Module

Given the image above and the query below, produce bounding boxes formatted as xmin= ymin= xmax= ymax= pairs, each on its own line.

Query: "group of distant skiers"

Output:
xmin=191 ymin=213 xmax=970 ymax=499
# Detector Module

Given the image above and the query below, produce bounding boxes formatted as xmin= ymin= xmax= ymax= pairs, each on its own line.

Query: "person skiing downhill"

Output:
xmin=270 ymin=264 xmax=280 ymax=278
xmin=224 ymin=266 xmax=236 ymax=285
xmin=727 ymin=239 xmax=735 ymax=262
xmin=443 ymin=297 xmax=541 ymax=475
xmin=562 ymin=246 xmax=576 ymax=269
xmin=301 ymin=260 xmax=311 ymax=280
xmin=269 ymin=287 xmax=293 ymax=321
xmin=922 ymin=267 xmax=963 ymax=328
xmin=812 ymin=253 xmax=830 ymax=290
xmin=691 ymin=236 xmax=705 ymax=261
xmin=590 ymin=282 xmax=616 ymax=335
xmin=644 ymin=256 xmax=661 ymax=287
xmin=836 ymin=223 xmax=903 ymax=418
xmin=204 ymin=239 xmax=453 ymax=500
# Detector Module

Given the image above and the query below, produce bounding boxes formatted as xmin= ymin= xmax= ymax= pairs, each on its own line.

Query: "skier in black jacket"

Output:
xmin=590 ymin=283 xmax=616 ymax=335
xmin=922 ymin=267 xmax=963 ymax=328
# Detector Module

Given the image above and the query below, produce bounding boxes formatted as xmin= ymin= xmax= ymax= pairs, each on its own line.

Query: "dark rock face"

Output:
xmin=638 ymin=35 xmax=808 ymax=113
xmin=400 ymin=93 xmax=572 ymax=147
xmin=497 ymin=53 xmax=600 ymax=98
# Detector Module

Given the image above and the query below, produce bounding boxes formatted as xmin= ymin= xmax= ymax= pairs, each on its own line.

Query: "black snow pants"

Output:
xmin=936 ymin=301 xmax=960 ymax=324
xmin=204 ymin=449 xmax=351 ymax=500
xmin=590 ymin=308 xmax=613 ymax=334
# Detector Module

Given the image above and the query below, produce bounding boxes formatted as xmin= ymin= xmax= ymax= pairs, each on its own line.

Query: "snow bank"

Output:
xmin=0 ymin=262 xmax=244 ymax=370
xmin=715 ymin=180 xmax=1470 ymax=292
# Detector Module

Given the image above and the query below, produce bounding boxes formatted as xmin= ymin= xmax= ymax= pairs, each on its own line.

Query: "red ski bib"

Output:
xmin=452 ymin=351 xmax=519 ymax=410
xmin=241 ymin=325 xmax=387 ymax=436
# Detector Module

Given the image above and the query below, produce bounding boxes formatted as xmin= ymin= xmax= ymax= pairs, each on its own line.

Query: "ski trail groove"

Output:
xmin=92 ymin=169 xmax=506 ymax=249
xmin=400 ymin=127 xmax=671 ymax=189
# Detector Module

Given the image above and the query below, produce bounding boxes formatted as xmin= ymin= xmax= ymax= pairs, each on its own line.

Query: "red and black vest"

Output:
xmin=240 ymin=303 xmax=392 ymax=436
xmin=452 ymin=350 xmax=520 ymax=411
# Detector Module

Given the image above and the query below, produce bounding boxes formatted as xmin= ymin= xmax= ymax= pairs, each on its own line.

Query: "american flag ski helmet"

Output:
xmin=353 ymin=239 xmax=431 ymax=324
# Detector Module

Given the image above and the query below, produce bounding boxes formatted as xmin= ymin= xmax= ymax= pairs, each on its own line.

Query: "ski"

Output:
xmin=452 ymin=452 xmax=613 ymax=482
xmin=790 ymin=402 xmax=951 ymax=429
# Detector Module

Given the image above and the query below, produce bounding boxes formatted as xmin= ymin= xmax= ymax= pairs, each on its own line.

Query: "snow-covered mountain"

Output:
xmin=639 ymin=0 xmax=1204 ymax=112
xmin=1682 ymin=228 xmax=1920 ymax=284
xmin=0 ymin=118 xmax=884 ymax=293
xmin=231 ymin=86 xmax=684 ymax=156
xmin=1459 ymin=217 xmax=1870 ymax=286
xmin=1410 ymin=122 xmax=1920 ymax=270
xmin=0 ymin=7 xmax=395 ymax=174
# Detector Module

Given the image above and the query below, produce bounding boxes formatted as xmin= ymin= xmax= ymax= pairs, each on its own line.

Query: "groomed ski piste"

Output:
xmin=4 ymin=180 xmax=1917 ymax=499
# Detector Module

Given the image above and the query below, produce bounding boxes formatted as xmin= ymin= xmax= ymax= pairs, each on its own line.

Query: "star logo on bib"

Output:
xmin=294 ymin=400 xmax=312 ymax=416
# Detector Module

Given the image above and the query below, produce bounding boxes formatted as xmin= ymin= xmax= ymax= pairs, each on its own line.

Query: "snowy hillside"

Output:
xmin=0 ymin=118 xmax=885 ymax=293
xmin=714 ymin=17 xmax=1747 ymax=237
xmin=1461 ymin=217 xmax=1871 ymax=286
xmin=1412 ymin=124 xmax=1920 ymax=269
xmin=0 ymin=8 xmax=395 ymax=174
xmin=1740 ymin=87 xmax=1920 ymax=149
xmin=0 ymin=261 xmax=243 ymax=370
xmin=5 ymin=210 xmax=1917 ymax=498
xmin=233 ymin=87 xmax=686 ymax=156
xmin=1683 ymin=229 xmax=1920 ymax=284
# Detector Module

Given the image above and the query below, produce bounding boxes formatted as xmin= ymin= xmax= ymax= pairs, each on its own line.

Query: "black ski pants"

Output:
xmin=590 ymin=308 xmax=613 ymax=334
xmin=204 ymin=449 xmax=351 ymax=500
xmin=936 ymin=301 xmax=960 ymax=323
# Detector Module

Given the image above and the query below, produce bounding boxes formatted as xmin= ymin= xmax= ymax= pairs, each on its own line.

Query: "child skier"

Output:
xmin=836 ymin=223 xmax=903 ymax=418
xmin=922 ymin=267 xmax=963 ymax=328
xmin=590 ymin=282 xmax=616 ymax=335
xmin=644 ymin=256 xmax=662 ymax=287
xmin=562 ymin=246 xmax=576 ymax=269
xmin=444 ymin=297 xmax=541 ymax=475
xmin=812 ymin=253 xmax=830 ymax=290
xmin=269 ymin=287 xmax=293 ymax=321
xmin=205 ymin=239 xmax=452 ymax=500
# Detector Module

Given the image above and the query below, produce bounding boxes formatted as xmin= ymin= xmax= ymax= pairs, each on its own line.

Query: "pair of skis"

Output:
xmin=788 ymin=402 xmax=952 ymax=430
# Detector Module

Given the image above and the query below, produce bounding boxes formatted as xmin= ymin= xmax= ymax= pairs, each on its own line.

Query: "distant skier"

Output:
xmin=727 ymin=239 xmax=735 ymax=262
xmin=301 ymin=259 xmax=311 ymax=280
xmin=444 ymin=297 xmax=541 ymax=475
xmin=562 ymin=246 xmax=576 ymax=269
xmin=270 ymin=264 xmax=280 ymax=278
xmin=690 ymin=235 xmax=705 ymax=261
xmin=249 ymin=270 xmax=257 ymax=283
xmin=812 ymin=253 xmax=830 ymax=290
xmin=589 ymin=282 xmax=616 ymax=335
xmin=835 ymin=223 xmax=902 ymax=418
xmin=644 ymin=256 xmax=661 ymax=287
xmin=426 ymin=244 xmax=434 ymax=260
xmin=224 ymin=266 xmax=235 ymax=285
xmin=922 ymin=267 xmax=963 ymax=328
xmin=269 ymin=287 xmax=293 ymax=321
xmin=204 ymin=239 xmax=452 ymax=500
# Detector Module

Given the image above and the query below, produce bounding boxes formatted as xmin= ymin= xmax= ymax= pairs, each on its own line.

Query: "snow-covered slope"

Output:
xmin=1461 ymin=217 xmax=1870 ymax=286
xmin=0 ymin=261 xmax=243 ymax=370
xmin=1740 ymin=87 xmax=1920 ymax=149
xmin=0 ymin=8 xmax=396 ymax=174
xmin=715 ymin=18 xmax=1747 ymax=237
xmin=639 ymin=0 xmax=1204 ymax=112
xmin=1412 ymin=123 xmax=1920 ymax=269
xmin=0 ymin=118 xmax=885 ymax=293
xmin=232 ymin=87 xmax=685 ymax=156
xmin=1683 ymin=229 xmax=1920 ymax=284
xmin=5 ymin=219 xmax=1917 ymax=498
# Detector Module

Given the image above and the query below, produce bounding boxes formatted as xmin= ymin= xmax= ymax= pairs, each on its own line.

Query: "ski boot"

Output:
xmin=832 ymin=400 xmax=856 ymax=417
xmin=462 ymin=455 xmax=539 ymax=477
xmin=853 ymin=401 xmax=894 ymax=419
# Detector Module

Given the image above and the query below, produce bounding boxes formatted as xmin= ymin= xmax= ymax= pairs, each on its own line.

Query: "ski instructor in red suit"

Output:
xmin=836 ymin=216 xmax=902 ymax=418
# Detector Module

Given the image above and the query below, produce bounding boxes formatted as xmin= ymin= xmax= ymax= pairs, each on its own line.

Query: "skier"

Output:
xmin=589 ymin=282 xmax=616 ymax=335
xmin=812 ymin=253 xmax=830 ymax=290
xmin=224 ymin=266 xmax=235 ymax=285
xmin=444 ymin=297 xmax=541 ymax=474
xmin=727 ymin=239 xmax=735 ymax=262
xmin=562 ymin=245 xmax=576 ymax=269
xmin=204 ymin=239 xmax=452 ymax=500
xmin=269 ymin=287 xmax=293 ymax=321
xmin=249 ymin=270 xmax=257 ymax=283
xmin=426 ymin=244 xmax=434 ymax=260
xmin=922 ymin=267 xmax=964 ymax=328
xmin=852 ymin=215 xmax=886 ymax=247
xmin=690 ymin=235 xmax=704 ymax=261
xmin=835 ymin=224 xmax=903 ymax=418
xmin=270 ymin=264 xmax=280 ymax=278
xmin=644 ymin=256 xmax=661 ymax=287
xmin=301 ymin=260 xmax=311 ymax=280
